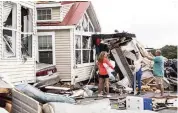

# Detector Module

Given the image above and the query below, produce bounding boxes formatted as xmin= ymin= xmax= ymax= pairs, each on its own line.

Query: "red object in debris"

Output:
xmin=36 ymin=67 xmax=57 ymax=76
xmin=96 ymin=38 xmax=101 ymax=46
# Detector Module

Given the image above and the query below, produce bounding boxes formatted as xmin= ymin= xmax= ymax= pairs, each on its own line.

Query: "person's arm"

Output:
xmin=104 ymin=58 xmax=114 ymax=70
xmin=143 ymin=52 xmax=154 ymax=60
xmin=146 ymin=55 xmax=154 ymax=60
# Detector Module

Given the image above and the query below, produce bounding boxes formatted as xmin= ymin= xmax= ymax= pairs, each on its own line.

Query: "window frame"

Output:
xmin=37 ymin=32 xmax=56 ymax=65
xmin=74 ymin=32 xmax=94 ymax=67
xmin=37 ymin=8 xmax=52 ymax=21
xmin=21 ymin=5 xmax=34 ymax=58
xmin=2 ymin=1 xmax=17 ymax=59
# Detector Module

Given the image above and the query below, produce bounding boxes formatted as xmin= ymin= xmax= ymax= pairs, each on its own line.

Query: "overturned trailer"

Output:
xmin=91 ymin=32 xmax=163 ymax=88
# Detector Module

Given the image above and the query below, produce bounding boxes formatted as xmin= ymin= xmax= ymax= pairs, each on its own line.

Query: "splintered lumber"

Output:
xmin=111 ymin=48 xmax=133 ymax=86
xmin=45 ymin=86 xmax=70 ymax=91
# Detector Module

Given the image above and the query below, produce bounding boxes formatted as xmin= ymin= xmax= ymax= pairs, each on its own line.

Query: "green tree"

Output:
xmin=149 ymin=45 xmax=177 ymax=59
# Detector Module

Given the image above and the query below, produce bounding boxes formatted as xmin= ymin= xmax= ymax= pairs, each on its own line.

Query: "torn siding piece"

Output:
xmin=15 ymin=84 xmax=75 ymax=104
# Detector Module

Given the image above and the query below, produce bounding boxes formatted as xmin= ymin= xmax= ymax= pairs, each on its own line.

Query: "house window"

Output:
xmin=37 ymin=9 xmax=51 ymax=20
xmin=38 ymin=35 xmax=53 ymax=64
xmin=21 ymin=6 xmax=33 ymax=57
xmin=75 ymin=13 xmax=94 ymax=33
xmin=75 ymin=35 xmax=93 ymax=64
xmin=2 ymin=1 xmax=17 ymax=58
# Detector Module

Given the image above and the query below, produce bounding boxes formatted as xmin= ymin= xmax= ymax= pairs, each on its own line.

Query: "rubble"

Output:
xmin=15 ymin=84 xmax=75 ymax=104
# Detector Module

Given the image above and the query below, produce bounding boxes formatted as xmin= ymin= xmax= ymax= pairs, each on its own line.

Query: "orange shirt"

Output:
xmin=97 ymin=58 xmax=114 ymax=75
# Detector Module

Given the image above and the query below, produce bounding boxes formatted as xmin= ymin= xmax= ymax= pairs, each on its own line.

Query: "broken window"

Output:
xmin=82 ymin=14 xmax=88 ymax=32
xmin=21 ymin=6 xmax=33 ymax=32
xmin=75 ymin=35 xmax=81 ymax=49
xmin=2 ymin=29 xmax=16 ymax=58
xmin=2 ymin=1 xmax=17 ymax=58
xmin=82 ymin=36 xmax=91 ymax=49
xmin=75 ymin=50 xmax=81 ymax=64
xmin=37 ymin=9 xmax=51 ymax=20
xmin=21 ymin=34 xmax=32 ymax=57
xmin=3 ymin=1 xmax=17 ymax=29
xmin=75 ymin=35 xmax=93 ymax=64
xmin=21 ymin=6 xmax=33 ymax=57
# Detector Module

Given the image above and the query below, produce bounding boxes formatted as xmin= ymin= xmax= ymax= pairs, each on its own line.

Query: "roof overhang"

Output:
xmin=36 ymin=3 xmax=61 ymax=8
xmin=87 ymin=2 xmax=101 ymax=32
xmin=37 ymin=26 xmax=75 ymax=30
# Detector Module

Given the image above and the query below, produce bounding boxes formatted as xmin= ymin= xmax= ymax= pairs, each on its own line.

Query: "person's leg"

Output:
xmin=155 ymin=77 xmax=164 ymax=96
xmin=105 ymin=78 xmax=109 ymax=95
xmin=159 ymin=78 xmax=164 ymax=96
xmin=137 ymin=68 xmax=142 ymax=94
xmin=105 ymin=77 xmax=111 ymax=97
xmin=98 ymin=77 xmax=104 ymax=96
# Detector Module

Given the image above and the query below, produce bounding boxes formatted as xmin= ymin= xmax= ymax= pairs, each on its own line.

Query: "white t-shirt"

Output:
xmin=134 ymin=58 xmax=142 ymax=72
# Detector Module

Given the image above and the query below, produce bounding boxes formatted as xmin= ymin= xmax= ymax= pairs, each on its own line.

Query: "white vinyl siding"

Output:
xmin=55 ymin=29 xmax=71 ymax=81
xmin=52 ymin=7 xmax=60 ymax=20
xmin=0 ymin=1 xmax=36 ymax=85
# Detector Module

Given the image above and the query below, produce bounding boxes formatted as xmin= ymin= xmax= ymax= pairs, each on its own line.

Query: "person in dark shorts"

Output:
xmin=97 ymin=51 xmax=114 ymax=97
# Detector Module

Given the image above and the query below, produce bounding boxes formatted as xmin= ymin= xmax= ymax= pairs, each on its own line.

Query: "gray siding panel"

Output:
xmin=55 ymin=29 xmax=71 ymax=80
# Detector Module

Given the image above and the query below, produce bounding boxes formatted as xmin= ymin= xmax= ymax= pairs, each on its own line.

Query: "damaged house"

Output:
xmin=37 ymin=1 xmax=101 ymax=84
xmin=0 ymin=1 xmax=36 ymax=84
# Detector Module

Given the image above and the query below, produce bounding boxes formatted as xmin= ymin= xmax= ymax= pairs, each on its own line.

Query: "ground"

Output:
xmin=76 ymin=91 xmax=177 ymax=113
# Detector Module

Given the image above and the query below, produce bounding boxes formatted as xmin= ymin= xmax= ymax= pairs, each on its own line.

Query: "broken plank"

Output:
xmin=45 ymin=86 xmax=70 ymax=91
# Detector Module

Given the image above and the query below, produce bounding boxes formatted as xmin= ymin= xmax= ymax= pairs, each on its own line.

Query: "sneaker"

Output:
xmin=106 ymin=95 xmax=112 ymax=98
xmin=98 ymin=94 xmax=103 ymax=97
xmin=130 ymin=91 xmax=134 ymax=94
xmin=136 ymin=92 xmax=140 ymax=95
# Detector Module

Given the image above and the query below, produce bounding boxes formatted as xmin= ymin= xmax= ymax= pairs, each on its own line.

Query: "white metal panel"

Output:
xmin=74 ymin=65 xmax=94 ymax=83
xmin=126 ymin=96 xmax=144 ymax=110
xmin=12 ymin=89 xmax=41 ymax=113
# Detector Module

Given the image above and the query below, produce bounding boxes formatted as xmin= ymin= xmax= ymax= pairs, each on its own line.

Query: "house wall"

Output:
xmin=55 ymin=29 xmax=72 ymax=81
xmin=0 ymin=1 xmax=36 ymax=85
xmin=74 ymin=65 xmax=94 ymax=83
xmin=52 ymin=7 xmax=61 ymax=21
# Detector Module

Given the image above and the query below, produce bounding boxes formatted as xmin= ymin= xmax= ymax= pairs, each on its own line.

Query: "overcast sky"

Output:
xmin=92 ymin=0 xmax=178 ymax=48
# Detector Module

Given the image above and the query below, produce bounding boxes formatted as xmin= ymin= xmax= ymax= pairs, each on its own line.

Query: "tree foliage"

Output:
xmin=149 ymin=45 xmax=177 ymax=59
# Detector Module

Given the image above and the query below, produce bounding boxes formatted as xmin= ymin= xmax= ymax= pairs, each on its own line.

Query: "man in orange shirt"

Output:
xmin=97 ymin=51 xmax=115 ymax=97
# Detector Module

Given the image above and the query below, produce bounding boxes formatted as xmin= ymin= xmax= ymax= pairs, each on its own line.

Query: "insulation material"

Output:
xmin=111 ymin=48 xmax=133 ymax=86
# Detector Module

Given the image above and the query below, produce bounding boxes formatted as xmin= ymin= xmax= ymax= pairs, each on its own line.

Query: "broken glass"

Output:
xmin=2 ymin=29 xmax=16 ymax=57
xmin=21 ymin=34 xmax=32 ymax=57
xmin=75 ymin=35 xmax=81 ymax=49
xmin=75 ymin=50 xmax=81 ymax=64
xmin=82 ymin=14 xmax=88 ymax=32
xmin=21 ymin=6 xmax=33 ymax=32
xmin=82 ymin=36 xmax=91 ymax=49
xmin=3 ymin=1 xmax=17 ymax=29
xmin=83 ymin=50 xmax=90 ymax=63
xmin=89 ymin=22 xmax=93 ymax=32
